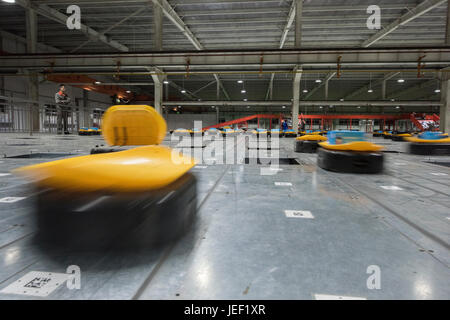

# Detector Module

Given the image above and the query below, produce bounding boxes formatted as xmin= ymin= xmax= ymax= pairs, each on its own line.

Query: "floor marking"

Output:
xmin=430 ymin=173 xmax=448 ymax=176
xmin=275 ymin=182 xmax=292 ymax=187
xmin=0 ymin=197 xmax=27 ymax=203
xmin=0 ymin=271 xmax=68 ymax=297
xmin=314 ymin=294 xmax=366 ymax=300
xmin=284 ymin=210 xmax=314 ymax=219
xmin=0 ymin=173 xmax=11 ymax=177
xmin=195 ymin=166 xmax=208 ymax=169
xmin=380 ymin=185 xmax=403 ymax=191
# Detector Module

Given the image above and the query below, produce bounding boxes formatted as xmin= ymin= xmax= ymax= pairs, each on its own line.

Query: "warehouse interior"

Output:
xmin=0 ymin=0 xmax=449 ymax=300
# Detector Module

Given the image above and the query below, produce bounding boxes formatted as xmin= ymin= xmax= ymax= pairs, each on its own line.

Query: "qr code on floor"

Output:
xmin=24 ymin=277 xmax=52 ymax=289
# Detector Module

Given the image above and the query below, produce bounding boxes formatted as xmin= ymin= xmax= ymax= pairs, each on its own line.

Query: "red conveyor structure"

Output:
xmin=202 ymin=113 xmax=440 ymax=132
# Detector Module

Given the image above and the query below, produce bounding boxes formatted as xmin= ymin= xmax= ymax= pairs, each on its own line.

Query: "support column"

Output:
xmin=154 ymin=0 xmax=163 ymax=51
xmin=0 ymin=33 xmax=4 ymax=96
xmin=83 ymin=89 xmax=90 ymax=127
xmin=446 ymin=0 xmax=450 ymax=45
xmin=216 ymin=80 xmax=220 ymax=100
xmin=382 ymin=80 xmax=387 ymax=100
xmin=216 ymin=106 xmax=219 ymax=124
xmin=325 ymin=79 xmax=329 ymax=100
xmin=294 ymin=0 xmax=303 ymax=48
xmin=292 ymin=66 xmax=302 ymax=133
xmin=151 ymin=68 xmax=164 ymax=114
xmin=441 ymin=79 xmax=450 ymax=133
xmin=26 ymin=8 xmax=39 ymax=133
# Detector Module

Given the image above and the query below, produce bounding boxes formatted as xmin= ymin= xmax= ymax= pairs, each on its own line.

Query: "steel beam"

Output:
xmin=15 ymin=0 xmax=129 ymax=52
xmin=2 ymin=48 xmax=449 ymax=70
xmin=163 ymin=100 xmax=442 ymax=107
xmin=304 ymin=71 xmax=336 ymax=100
xmin=345 ymin=72 xmax=400 ymax=100
xmin=152 ymin=0 xmax=229 ymax=100
xmin=362 ymin=0 xmax=447 ymax=47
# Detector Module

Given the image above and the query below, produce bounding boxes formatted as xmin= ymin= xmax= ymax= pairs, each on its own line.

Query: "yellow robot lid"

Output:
xmin=405 ymin=137 xmax=450 ymax=143
xmin=102 ymin=105 xmax=167 ymax=146
xmin=296 ymin=135 xmax=327 ymax=141
xmin=319 ymin=141 xmax=384 ymax=152
xmin=13 ymin=146 xmax=196 ymax=192
xmin=394 ymin=133 xmax=412 ymax=137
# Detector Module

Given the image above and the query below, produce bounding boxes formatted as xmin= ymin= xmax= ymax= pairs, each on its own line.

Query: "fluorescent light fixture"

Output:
xmin=181 ymin=90 xmax=186 ymax=94
xmin=303 ymin=89 xmax=308 ymax=93
xmin=241 ymin=89 xmax=246 ymax=94
xmin=435 ymin=89 xmax=441 ymax=93
xmin=391 ymin=99 xmax=395 ymax=102
xmin=368 ymin=89 xmax=373 ymax=93
xmin=126 ymin=90 xmax=131 ymax=93
xmin=2 ymin=0 xmax=15 ymax=3
xmin=237 ymin=80 xmax=243 ymax=84
xmin=315 ymin=79 xmax=322 ymax=83
xmin=94 ymin=81 xmax=101 ymax=84
xmin=282 ymin=105 xmax=286 ymax=109
xmin=163 ymin=80 xmax=169 ymax=84
xmin=340 ymin=99 xmax=344 ymax=102
xmin=247 ymin=106 xmax=250 ymax=108
xmin=211 ymin=106 xmax=215 ymax=108
xmin=243 ymin=98 xmax=248 ymax=101
xmin=319 ymin=106 xmax=323 ymax=109
xmin=397 ymin=79 xmax=405 ymax=83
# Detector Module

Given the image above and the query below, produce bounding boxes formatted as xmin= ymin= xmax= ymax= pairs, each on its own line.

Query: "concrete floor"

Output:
xmin=0 ymin=132 xmax=449 ymax=300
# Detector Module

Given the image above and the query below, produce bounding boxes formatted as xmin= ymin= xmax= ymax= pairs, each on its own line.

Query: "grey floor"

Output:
xmin=0 ymin=132 xmax=449 ymax=300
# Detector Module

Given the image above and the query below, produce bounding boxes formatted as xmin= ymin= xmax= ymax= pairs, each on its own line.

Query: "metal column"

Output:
xmin=294 ymin=0 xmax=302 ymax=48
xmin=154 ymin=0 xmax=163 ymax=51
xmin=292 ymin=66 xmax=302 ymax=133
xmin=26 ymin=8 xmax=39 ymax=134
xmin=441 ymin=79 xmax=450 ymax=133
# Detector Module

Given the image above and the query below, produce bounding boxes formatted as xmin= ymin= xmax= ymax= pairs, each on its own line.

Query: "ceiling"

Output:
xmin=0 ymin=0 xmax=448 ymax=111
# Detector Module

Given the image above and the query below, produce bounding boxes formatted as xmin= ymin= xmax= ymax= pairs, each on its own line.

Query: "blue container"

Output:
xmin=418 ymin=132 xmax=447 ymax=140
xmin=328 ymin=130 xmax=365 ymax=145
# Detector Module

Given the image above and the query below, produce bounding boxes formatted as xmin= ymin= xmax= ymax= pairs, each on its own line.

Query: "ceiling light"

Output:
xmin=241 ymin=89 xmax=246 ymax=94
xmin=303 ymin=89 xmax=308 ymax=93
xmin=247 ymin=106 xmax=250 ymax=108
xmin=368 ymin=89 xmax=373 ymax=93
xmin=237 ymin=80 xmax=243 ymax=84
xmin=319 ymin=106 xmax=323 ymax=109
xmin=340 ymin=99 xmax=344 ymax=102
xmin=211 ymin=106 xmax=215 ymax=108
xmin=181 ymin=90 xmax=186 ymax=94
xmin=2 ymin=0 xmax=15 ymax=3
xmin=126 ymin=90 xmax=131 ymax=93
xmin=94 ymin=81 xmax=101 ymax=84
xmin=282 ymin=105 xmax=286 ymax=109
xmin=391 ymin=99 xmax=395 ymax=102
xmin=163 ymin=80 xmax=169 ymax=84
xmin=315 ymin=79 xmax=322 ymax=83
xmin=435 ymin=89 xmax=441 ymax=93
xmin=243 ymin=98 xmax=248 ymax=101
xmin=396 ymin=106 xmax=400 ymax=109
xmin=397 ymin=79 xmax=405 ymax=83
